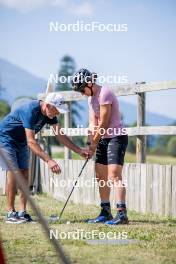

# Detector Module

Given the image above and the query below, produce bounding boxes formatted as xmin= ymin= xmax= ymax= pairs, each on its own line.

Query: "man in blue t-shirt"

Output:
xmin=0 ymin=93 xmax=88 ymax=224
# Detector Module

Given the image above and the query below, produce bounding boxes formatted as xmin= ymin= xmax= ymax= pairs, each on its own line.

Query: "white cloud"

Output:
xmin=0 ymin=0 xmax=94 ymax=15
xmin=0 ymin=0 xmax=48 ymax=12
xmin=68 ymin=1 xmax=93 ymax=16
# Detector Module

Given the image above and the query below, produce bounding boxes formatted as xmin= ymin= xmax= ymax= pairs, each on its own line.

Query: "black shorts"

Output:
xmin=95 ymin=135 xmax=128 ymax=166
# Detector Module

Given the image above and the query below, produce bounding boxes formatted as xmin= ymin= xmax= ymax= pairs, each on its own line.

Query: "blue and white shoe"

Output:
xmin=86 ymin=209 xmax=113 ymax=223
xmin=6 ymin=211 xmax=27 ymax=224
xmin=105 ymin=211 xmax=129 ymax=225
xmin=18 ymin=211 xmax=35 ymax=223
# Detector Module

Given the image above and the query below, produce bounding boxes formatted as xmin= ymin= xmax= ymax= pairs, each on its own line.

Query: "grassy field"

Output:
xmin=53 ymin=151 xmax=176 ymax=165
xmin=0 ymin=195 xmax=176 ymax=264
xmin=125 ymin=152 xmax=176 ymax=165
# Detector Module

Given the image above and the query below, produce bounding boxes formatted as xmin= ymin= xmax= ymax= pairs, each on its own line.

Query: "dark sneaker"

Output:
xmin=18 ymin=211 xmax=35 ymax=223
xmin=105 ymin=211 xmax=129 ymax=225
xmin=86 ymin=208 xmax=113 ymax=223
xmin=6 ymin=211 xmax=27 ymax=224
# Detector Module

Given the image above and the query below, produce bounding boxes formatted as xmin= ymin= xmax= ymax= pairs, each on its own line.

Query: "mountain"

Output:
xmin=0 ymin=57 xmax=46 ymax=104
xmin=75 ymin=100 xmax=174 ymax=127
xmin=119 ymin=101 xmax=175 ymax=126
xmin=0 ymin=57 xmax=175 ymax=126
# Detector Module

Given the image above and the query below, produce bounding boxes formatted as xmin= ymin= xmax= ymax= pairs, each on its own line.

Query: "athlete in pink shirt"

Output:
xmin=72 ymin=69 xmax=128 ymax=225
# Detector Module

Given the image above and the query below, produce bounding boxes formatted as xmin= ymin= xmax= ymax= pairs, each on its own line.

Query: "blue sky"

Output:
xmin=0 ymin=0 xmax=176 ymax=119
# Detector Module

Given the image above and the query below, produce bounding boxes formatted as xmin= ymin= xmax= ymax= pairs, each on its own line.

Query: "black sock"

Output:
xmin=117 ymin=202 xmax=126 ymax=210
xmin=100 ymin=202 xmax=111 ymax=216
xmin=116 ymin=202 xmax=127 ymax=218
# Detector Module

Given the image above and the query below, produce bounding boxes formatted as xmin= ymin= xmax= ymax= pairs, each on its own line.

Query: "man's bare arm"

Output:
xmin=25 ymin=129 xmax=50 ymax=162
xmin=25 ymin=128 xmax=61 ymax=174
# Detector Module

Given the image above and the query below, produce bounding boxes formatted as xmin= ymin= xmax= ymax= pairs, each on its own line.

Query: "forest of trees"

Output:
xmin=0 ymin=76 xmax=10 ymax=120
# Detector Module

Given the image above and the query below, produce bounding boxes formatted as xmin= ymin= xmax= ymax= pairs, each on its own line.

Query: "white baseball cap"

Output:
xmin=44 ymin=93 xmax=69 ymax=114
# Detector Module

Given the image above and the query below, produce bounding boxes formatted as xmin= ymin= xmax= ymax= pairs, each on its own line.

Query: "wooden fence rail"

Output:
xmin=41 ymin=126 xmax=176 ymax=137
xmin=40 ymin=159 xmax=176 ymax=217
xmin=38 ymin=80 xmax=176 ymax=100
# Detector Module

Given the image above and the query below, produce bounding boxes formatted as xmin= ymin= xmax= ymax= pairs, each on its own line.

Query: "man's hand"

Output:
xmin=77 ymin=148 xmax=90 ymax=159
xmin=47 ymin=159 xmax=61 ymax=174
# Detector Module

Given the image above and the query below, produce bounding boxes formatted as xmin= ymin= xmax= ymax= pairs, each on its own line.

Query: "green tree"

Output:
xmin=0 ymin=74 xmax=4 ymax=99
xmin=56 ymin=55 xmax=84 ymax=146
xmin=56 ymin=55 xmax=75 ymax=92
xmin=0 ymin=74 xmax=10 ymax=119
xmin=167 ymin=137 xmax=176 ymax=157
xmin=152 ymin=121 xmax=176 ymax=155
xmin=56 ymin=55 xmax=82 ymax=127
xmin=0 ymin=100 xmax=10 ymax=120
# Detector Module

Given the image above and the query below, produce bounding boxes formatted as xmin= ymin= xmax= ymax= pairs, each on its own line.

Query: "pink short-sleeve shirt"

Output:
xmin=88 ymin=86 xmax=123 ymax=138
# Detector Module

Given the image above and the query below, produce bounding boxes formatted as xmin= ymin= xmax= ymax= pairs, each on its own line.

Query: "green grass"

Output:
xmin=0 ymin=195 xmax=176 ymax=264
xmin=53 ymin=151 xmax=176 ymax=165
xmin=125 ymin=152 xmax=176 ymax=165
xmin=53 ymin=151 xmax=82 ymax=160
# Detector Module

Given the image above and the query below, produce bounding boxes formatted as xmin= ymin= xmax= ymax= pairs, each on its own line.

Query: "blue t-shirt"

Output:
xmin=0 ymin=100 xmax=58 ymax=151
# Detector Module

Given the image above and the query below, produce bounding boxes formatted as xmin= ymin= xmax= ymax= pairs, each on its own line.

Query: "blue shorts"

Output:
xmin=0 ymin=145 xmax=29 ymax=171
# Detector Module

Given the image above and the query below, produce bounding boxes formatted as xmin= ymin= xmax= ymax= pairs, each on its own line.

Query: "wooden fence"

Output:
xmin=37 ymin=80 xmax=176 ymax=217
xmin=40 ymin=159 xmax=176 ymax=217
xmin=1 ymin=159 xmax=175 ymax=217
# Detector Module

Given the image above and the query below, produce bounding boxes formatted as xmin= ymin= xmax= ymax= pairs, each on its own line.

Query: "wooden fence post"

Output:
xmin=64 ymin=101 xmax=72 ymax=160
xmin=136 ymin=89 xmax=146 ymax=163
